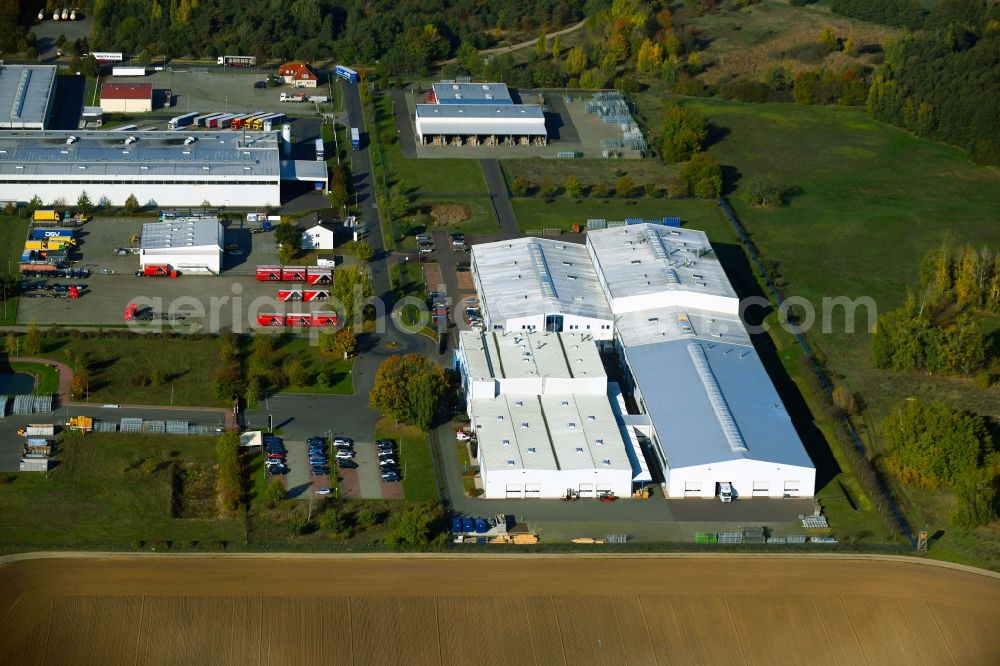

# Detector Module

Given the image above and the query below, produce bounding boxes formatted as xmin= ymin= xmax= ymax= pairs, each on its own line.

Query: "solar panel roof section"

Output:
xmin=471 ymin=238 xmax=612 ymax=323
xmin=623 ymin=337 xmax=814 ymax=470
xmin=0 ymin=64 xmax=56 ymax=128
xmin=586 ymin=223 xmax=737 ymax=311
xmin=0 ymin=130 xmax=280 ymax=178
xmin=432 ymin=82 xmax=513 ymax=104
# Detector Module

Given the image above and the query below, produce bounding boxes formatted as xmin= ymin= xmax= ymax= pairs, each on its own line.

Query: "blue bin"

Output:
xmin=475 ymin=518 xmax=489 ymax=533
xmin=462 ymin=518 xmax=475 ymax=533
xmin=451 ymin=517 xmax=462 ymax=533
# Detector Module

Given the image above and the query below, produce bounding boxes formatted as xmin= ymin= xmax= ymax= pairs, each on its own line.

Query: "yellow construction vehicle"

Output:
xmin=67 ymin=416 xmax=94 ymax=432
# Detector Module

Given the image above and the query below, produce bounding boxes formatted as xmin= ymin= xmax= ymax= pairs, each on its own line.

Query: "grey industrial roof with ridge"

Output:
xmin=0 ymin=130 xmax=280 ymax=178
xmin=141 ymin=218 xmax=222 ymax=250
xmin=0 ymin=64 xmax=57 ymax=129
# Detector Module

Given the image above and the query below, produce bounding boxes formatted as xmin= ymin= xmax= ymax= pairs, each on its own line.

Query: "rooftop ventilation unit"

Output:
xmin=124 ymin=135 xmax=138 ymax=145
xmin=65 ymin=135 xmax=78 ymax=145
xmin=183 ymin=136 xmax=197 ymax=145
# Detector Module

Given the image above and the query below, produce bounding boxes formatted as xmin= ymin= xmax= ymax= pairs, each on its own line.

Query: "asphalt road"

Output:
xmin=479 ymin=159 xmax=520 ymax=236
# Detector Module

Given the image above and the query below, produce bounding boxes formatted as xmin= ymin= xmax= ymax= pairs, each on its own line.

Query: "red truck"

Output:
xmin=136 ymin=264 xmax=177 ymax=278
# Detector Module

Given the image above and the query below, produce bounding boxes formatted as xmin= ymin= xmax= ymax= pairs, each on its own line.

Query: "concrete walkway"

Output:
xmin=480 ymin=159 xmax=520 ymax=236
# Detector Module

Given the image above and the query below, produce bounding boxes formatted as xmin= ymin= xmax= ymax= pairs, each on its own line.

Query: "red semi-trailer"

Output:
xmin=282 ymin=266 xmax=307 ymax=281
xmin=256 ymin=265 xmax=282 ymax=281
xmin=306 ymin=268 xmax=332 ymax=285
xmin=141 ymin=264 xmax=176 ymax=277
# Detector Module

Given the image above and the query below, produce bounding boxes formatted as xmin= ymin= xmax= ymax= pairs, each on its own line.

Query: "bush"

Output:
xmin=591 ymin=181 xmax=611 ymax=198
xmin=952 ymin=469 xmax=999 ymax=529
xmin=510 ymin=175 xmax=530 ymax=196
xmin=355 ymin=505 xmax=381 ymax=530
xmin=615 ymin=175 xmax=636 ymax=198
xmin=743 ymin=177 xmax=785 ymax=207
xmin=265 ymin=479 xmax=286 ymax=505
xmin=721 ymin=81 xmax=770 ymax=103
xmin=140 ymin=458 xmax=158 ymax=475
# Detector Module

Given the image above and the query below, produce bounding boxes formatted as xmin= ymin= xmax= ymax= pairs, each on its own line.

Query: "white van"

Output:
xmin=718 ymin=482 xmax=734 ymax=502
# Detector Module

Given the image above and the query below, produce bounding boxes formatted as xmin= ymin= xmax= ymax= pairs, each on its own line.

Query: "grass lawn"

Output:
xmin=271 ymin=336 xmax=354 ymax=395
xmin=501 ymin=158 xmax=679 ymax=191
xmin=0 ymin=433 xmax=244 ymax=551
xmin=375 ymin=417 xmax=437 ymax=502
xmin=10 ymin=362 xmax=59 ymax=395
xmin=631 ymin=96 xmax=1000 ymax=422
xmin=373 ymin=94 xmax=497 ymax=236
xmin=37 ymin=334 xmax=226 ymax=407
xmin=0 ymin=215 xmax=28 ymax=325
xmin=511 ymin=197 xmax=734 ymax=241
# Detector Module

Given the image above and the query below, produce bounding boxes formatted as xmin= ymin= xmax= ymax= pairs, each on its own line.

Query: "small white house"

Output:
xmin=301 ymin=223 xmax=336 ymax=250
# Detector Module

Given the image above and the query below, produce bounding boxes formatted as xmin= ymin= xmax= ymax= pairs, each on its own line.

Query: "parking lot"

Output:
xmin=14 ymin=216 xmax=336 ymax=332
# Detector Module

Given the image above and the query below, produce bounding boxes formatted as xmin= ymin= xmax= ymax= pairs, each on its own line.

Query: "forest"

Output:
xmin=85 ymin=0 xmax=585 ymax=72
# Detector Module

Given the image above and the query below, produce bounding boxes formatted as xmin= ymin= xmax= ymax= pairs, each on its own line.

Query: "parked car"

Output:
xmin=267 ymin=465 xmax=289 ymax=476
xmin=449 ymin=232 xmax=465 ymax=245
xmin=381 ymin=471 xmax=401 ymax=482
xmin=376 ymin=438 xmax=396 ymax=450
xmin=307 ymin=436 xmax=326 ymax=445
xmin=416 ymin=234 xmax=432 ymax=243
xmin=254 ymin=80 xmax=267 ymax=89
xmin=314 ymin=487 xmax=331 ymax=496
xmin=334 ymin=449 xmax=355 ymax=459
xmin=456 ymin=429 xmax=474 ymax=441
xmin=418 ymin=246 xmax=434 ymax=255
xmin=311 ymin=467 xmax=330 ymax=476
xmin=333 ymin=437 xmax=353 ymax=446
xmin=336 ymin=458 xmax=359 ymax=469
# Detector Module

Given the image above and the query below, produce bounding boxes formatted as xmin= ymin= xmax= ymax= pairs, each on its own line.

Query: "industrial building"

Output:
xmin=470 ymin=237 xmax=613 ymax=342
xmin=0 ymin=130 xmax=283 ymax=207
xmin=414 ymin=81 xmax=547 ymax=146
xmin=100 ymin=82 xmax=153 ymax=113
xmin=139 ymin=217 xmax=223 ymax=274
xmin=468 ymin=223 xmax=816 ymax=500
xmin=277 ymin=62 xmax=318 ymax=88
xmin=457 ymin=330 xmax=649 ymax=499
xmin=0 ymin=63 xmax=57 ymax=129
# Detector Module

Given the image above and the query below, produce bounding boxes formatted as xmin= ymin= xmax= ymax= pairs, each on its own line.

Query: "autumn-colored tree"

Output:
xmin=535 ymin=32 xmax=547 ymax=59
xmin=636 ymin=39 xmax=663 ymax=73
xmin=565 ymin=175 xmax=583 ymax=199
xmin=331 ymin=266 xmax=374 ymax=326
xmin=284 ymin=357 xmax=308 ymax=387
xmin=565 ymin=46 xmax=587 ymax=76
xmin=615 ymin=175 xmax=635 ymax=198
xmin=551 ymin=35 xmax=561 ymax=61
xmin=955 ymin=245 xmax=983 ymax=308
xmin=607 ymin=27 xmax=630 ymax=62
xmin=321 ymin=327 xmax=357 ymax=359
xmin=369 ymin=353 xmax=445 ymax=428
xmin=831 ymin=383 xmax=859 ymax=416
xmin=23 ymin=322 xmax=42 ymax=355
xmin=124 ymin=193 xmax=140 ymax=214
xmin=818 ymin=26 xmax=838 ymax=52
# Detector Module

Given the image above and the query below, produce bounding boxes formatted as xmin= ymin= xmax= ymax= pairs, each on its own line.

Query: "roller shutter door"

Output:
xmin=684 ymin=482 xmax=702 ymax=496
xmin=525 ymin=483 xmax=540 ymax=497
xmin=505 ymin=484 xmax=523 ymax=498
xmin=783 ymin=481 xmax=800 ymax=497
xmin=577 ymin=483 xmax=594 ymax=497
xmin=753 ymin=482 xmax=769 ymax=497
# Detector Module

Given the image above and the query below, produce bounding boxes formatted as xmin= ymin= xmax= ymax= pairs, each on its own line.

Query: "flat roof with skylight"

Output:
xmin=0 ymin=64 xmax=57 ymax=129
xmin=460 ymin=330 xmax=606 ymax=382
xmin=141 ymin=218 xmax=222 ymax=250
xmin=586 ymin=224 xmax=736 ymax=313
xmin=431 ymin=82 xmax=513 ymax=105
xmin=471 ymin=237 xmax=612 ymax=323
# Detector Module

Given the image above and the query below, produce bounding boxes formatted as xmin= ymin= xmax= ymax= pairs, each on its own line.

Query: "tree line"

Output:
xmin=88 ymin=0 xmax=584 ymax=72
xmin=872 ymin=243 xmax=999 ymax=380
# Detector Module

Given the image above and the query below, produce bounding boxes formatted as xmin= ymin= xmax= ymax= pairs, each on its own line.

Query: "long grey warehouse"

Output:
xmin=0 ymin=64 xmax=57 ymax=130
xmin=0 ymin=130 xmax=282 ymax=207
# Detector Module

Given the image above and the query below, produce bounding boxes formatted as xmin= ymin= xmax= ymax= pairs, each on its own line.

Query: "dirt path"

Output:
xmin=1 ymin=554 xmax=997 ymax=664
xmin=439 ymin=19 xmax=588 ymax=64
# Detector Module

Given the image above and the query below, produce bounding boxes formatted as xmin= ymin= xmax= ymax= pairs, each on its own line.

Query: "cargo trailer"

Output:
xmin=168 ymin=112 xmax=199 ymax=129
xmin=256 ymin=314 xmax=285 ymax=327
xmin=306 ymin=267 xmax=332 ymax=285
xmin=255 ymin=265 xmax=282 ymax=281
xmin=262 ymin=113 xmax=286 ymax=131
xmin=303 ymin=290 xmax=329 ymax=302
xmin=286 ymin=313 xmax=312 ymax=327
xmin=281 ymin=266 xmax=307 ymax=282
xmin=217 ymin=55 xmax=256 ymax=67
xmin=278 ymin=289 xmax=303 ymax=302
xmin=335 ymin=65 xmax=359 ymax=83
xmin=351 ymin=127 xmax=360 ymax=150
xmin=315 ymin=137 xmax=324 ymax=161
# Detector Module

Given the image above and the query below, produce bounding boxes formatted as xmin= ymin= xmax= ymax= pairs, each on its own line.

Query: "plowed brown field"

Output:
xmin=1 ymin=555 xmax=998 ymax=665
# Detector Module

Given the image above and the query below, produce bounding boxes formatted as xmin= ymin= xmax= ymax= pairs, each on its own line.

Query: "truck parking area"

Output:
xmin=14 ymin=215 xmax=338 ymax=332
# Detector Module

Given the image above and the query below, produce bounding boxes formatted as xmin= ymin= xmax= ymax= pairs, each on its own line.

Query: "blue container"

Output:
xmin=462 ymin=518 xmax=475 ymax=533
xmin=475 ymin=518 xmax=489 ymax=533
xmin=625 ymin=217 xmax=642 ymax=225
xmin=451 ymin=517 xmax=462 ymax=533
xmin=663 ymin=217 xmax=681 ymax=227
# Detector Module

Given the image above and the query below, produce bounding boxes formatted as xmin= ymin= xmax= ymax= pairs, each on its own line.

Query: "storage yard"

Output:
xmin=0 ymin=555 xmax=997 ymax=664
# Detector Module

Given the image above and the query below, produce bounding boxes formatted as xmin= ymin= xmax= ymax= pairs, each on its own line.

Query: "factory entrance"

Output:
xmin=544 ymin=314 xmax=563 ymax=333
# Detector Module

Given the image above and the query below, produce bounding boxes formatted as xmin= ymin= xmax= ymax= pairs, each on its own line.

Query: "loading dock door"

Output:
xmin=783 ymin=481 xmax=800 ymax=498
xmin=753 ymin=482 xmax=769 ymax=497
xmin=578 ymin=483 xmax=594 ymax=497
xmin=505 ymin=484 xmax=523 ymax=498
xmin=684 ymin=482 xmax=702 ymax=496
xmin=525 ymin=483 xmax=540 ymax=497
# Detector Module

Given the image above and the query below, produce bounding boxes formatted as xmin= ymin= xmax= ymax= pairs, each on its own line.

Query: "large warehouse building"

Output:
xmin=0 ymin=130 xmax=282 ymax=207
xmin=139 ymin=217 xmax=223 ymax=274
xmin=457 ymin=330 xmax=649 ymax=498
xmin=415 ymin=81 xmax=547 ymax=146
xmin=468 ymin=223 xmax=816 ymax=500
xmin=0 ymin=63 xmax=57 ymax=129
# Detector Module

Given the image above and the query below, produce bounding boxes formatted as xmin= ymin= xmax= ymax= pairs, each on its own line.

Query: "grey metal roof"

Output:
xmin=471 ymin=237 xmax=612 ymax=323
xmin=280 ymin=159 xmax=329 ymax=183
xmin=141 ymin=218 xmax=222 ymax=249
xmin=0 ymin=64 xmax=56 ymax=129
xmin=624 ymin=337 xmax=814 ymax=470
xmin=460 ymin=330 xmax=606 ymax=382
xmin=0 ymin=130 xmax=280 ymax=178
xmin=432 ymin=82 xmax=513 ymax=104
xmin=415 ymin=103 xmax=547 ymax=136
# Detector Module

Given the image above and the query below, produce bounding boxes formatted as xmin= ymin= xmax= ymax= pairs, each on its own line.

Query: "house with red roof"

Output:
xmin=100 ymin=83 xmax=153 ymax=113
xmin=277 ymin=62 xmax=318 ymax=88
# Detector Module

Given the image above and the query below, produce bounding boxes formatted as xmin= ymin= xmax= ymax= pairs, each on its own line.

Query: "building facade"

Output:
xmin=100 ymin=83 xmax=153 ymax=113
xmin=139 ymin=217 xmax=223 ymax=274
